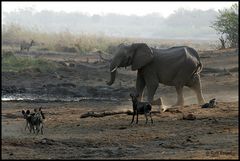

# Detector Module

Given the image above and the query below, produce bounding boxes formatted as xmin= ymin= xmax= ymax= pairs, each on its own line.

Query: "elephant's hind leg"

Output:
xmin=187 ymin=74 xmax=205 ymax=105
xmin=174 ymin=85 xmax=184 ymax=106
xmin=172 ymin=68 xmax=194 ymax=107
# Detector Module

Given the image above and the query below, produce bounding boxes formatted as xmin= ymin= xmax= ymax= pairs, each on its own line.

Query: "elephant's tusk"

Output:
xmin=110 ymin=67 xmax=117 ymax=73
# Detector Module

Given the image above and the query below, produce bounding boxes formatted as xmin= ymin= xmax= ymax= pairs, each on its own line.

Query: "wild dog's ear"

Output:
xmin=41 ymin=111 xmax=45 ymax=119
xmin=22 ymin=110 xmax=25 ymax=115
xmin=34 ymin=108 xmax=37 ymax=112
xmin=26 ymin=110 xmax=30 ymax=115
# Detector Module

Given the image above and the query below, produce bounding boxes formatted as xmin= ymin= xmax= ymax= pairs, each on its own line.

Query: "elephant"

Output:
xmin=106 ymin=43 xmax=205 ymax=106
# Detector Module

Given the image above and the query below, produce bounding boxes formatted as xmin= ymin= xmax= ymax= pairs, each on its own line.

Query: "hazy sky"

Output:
xmin=2 ymin=1 xmax=237 ymax=17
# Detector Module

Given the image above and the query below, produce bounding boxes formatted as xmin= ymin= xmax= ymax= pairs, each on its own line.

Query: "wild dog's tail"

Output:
xmin=146 ymin=104 xmax=152 ymax=111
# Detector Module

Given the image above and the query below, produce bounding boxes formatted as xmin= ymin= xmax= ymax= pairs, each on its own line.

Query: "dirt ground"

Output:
xmin=1 ymin=48 xmax=239 ymax=159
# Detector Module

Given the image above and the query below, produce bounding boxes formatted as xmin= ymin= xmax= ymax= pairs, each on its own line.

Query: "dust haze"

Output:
xmin=3 ymin=7 xmax=219 ymax=40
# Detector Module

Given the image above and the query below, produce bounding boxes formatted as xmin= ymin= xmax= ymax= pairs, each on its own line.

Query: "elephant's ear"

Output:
xmin=130 ymin=43 xmax=154 ymax=70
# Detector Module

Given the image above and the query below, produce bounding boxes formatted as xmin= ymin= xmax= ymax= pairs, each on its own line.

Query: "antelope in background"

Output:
xmin=20 ymin=40 xmax=34 ymax=51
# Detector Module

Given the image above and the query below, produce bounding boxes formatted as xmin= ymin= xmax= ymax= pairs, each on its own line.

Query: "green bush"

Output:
xmin=2 ymin=51 xmax=58 ymax=72
xmin=211 ymin=3 xmax=238 ymax=48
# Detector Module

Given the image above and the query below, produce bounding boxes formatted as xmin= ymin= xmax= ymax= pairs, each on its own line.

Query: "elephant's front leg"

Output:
xmin=146 ymin=82 xmax=159 ymax=104
xmin=136 ymin=70 xmax=146 ymax=101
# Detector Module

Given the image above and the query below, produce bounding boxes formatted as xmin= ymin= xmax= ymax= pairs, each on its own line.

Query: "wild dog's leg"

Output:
xmin=32 ymin=125 xmax=35 ymax=134
xmin=22 ymin=110 xmax=30 ymax=132
xmin=136 ymin=111 xmax=139 ymax=124
xmin=131 ymin=110 xmax=135 ymax=124
xmin=25 ymin=120 xmax=28 ymax=131
xmin=41 ymin=123 xmax=43 ymax=135
xmin=29 ymin=123 xmax=34 ymax=133
xmin=144 ymin=112 xmax=148 ymax=124
xmin=31 ymin=118 xmax=36 ymax=134
xmin=149 ymin=112 xmax=153 ymax=124
xmin=36 ymin=117 xmax=42 ymax=135
xmin=35 ymin=122 xmax=40 ymax=135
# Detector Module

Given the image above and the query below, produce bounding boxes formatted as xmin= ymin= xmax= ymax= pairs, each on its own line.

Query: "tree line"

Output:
xmin=3 ymin=7 xmax=219 ymax=40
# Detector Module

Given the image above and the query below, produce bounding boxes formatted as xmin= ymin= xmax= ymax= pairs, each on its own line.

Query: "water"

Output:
xmin=1 ymin=94 xmax=120 ymax=102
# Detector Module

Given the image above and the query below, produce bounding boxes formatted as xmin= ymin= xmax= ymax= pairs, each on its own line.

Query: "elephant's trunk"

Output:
xmin=106 ymin=61 xmax=119 ymax=86
xmin=106 ymin=70 xmax=117 ymax=86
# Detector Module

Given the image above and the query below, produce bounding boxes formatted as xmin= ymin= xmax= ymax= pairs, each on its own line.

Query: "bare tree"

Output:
xmin=219 ymin=35 xmax=226 ymax=49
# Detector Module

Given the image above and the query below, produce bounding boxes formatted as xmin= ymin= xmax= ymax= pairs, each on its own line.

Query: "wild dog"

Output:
xmin=22 ymin=110 xmax=35 ymax=133
xmin=33 ymin=107 xmax=45 ymax=134
xmin=130 ymin=93 xmax=153 ymax=124
xmin=22 ymin=107 xmax=45 ymax=134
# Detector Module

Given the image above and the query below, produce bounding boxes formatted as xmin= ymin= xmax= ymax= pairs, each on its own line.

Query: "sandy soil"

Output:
xmin=1 ymin=101 xmax=238 ymax=159
xmin=1 ymin=48 xmax=239 ymax=159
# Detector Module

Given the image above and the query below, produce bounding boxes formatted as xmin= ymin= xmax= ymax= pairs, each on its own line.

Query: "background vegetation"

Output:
xmin=2 ymin=7 xmax=219 ymax=40
xmin=2 ymin=23 xmax=219 ymax=54
xmin=2 ymin=51 xmax=59 ymax=72
xmin=2 ymin=4 xmax=238 ymax=72
xmin=211 ymin=3 xmax=238 ymax=48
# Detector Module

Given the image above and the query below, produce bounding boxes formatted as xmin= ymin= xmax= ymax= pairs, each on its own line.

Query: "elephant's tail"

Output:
xmin=196 ymin=62 xmax=203 ymax=74
xmin=185 ymin=47 xmax=203 ymax=74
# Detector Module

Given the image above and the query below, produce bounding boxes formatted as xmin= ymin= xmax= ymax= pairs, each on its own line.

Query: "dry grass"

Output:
xmin=2 ymin=24 xmax=219 ymax=54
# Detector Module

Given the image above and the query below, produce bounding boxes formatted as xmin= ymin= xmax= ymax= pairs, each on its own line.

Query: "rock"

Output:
xmin=183 ymin=113 xmax=196 ymax=120
xmin=41 ymin=139 xmax=47 ymax=144
xmin=39 ymin=138 xmax=55 ymax=145
xmin=57 ymin=83 xmax=76 ymax=88
xmin=201 ymin=103 xmax=210 ymax=108
xmin=119 ymin=126 xmax=127 ymax=130
xmin=202 ymin=98 xmax=217 ymax=108
xmin=68 ymin=63 xmax=75 ymax=67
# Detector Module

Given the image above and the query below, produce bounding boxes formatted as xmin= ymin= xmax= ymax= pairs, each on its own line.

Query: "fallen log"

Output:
xmin=80 ymin=110 xmax=161 ymax=118
xmin=80 ymin=110 xmax=132 ymax=118
xmin=97 ymin=50 xmax=112 ymax=62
